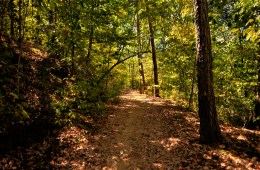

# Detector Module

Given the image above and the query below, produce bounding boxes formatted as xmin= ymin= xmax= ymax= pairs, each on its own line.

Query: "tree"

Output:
xmin=232 ymin=1 xmax=260 ymax=129
xmin=250 ymin=46 xmax=260 ymax=129
xmin=136 ymin=0 xmax=146 ymax=94
xmin=145 ymin=0 xmax=160 ymax=97
xmin=9 ymin=0 xmax=15 ymax=38
xmin=254 ymin=45 xmax=260 ymax=124
xmin=193 ymin=0 xmax=221 ymax=143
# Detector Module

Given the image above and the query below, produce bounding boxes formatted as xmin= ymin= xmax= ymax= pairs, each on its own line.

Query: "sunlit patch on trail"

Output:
xmin=153 ymin=162 xmax=163 ymax=169
xmin=146 ymin=101 xmax=166 ymax=105
xmin=237 ymin=134 xmax=248 ymax=141
xmin=120 ymin=90 xmax=178 ymax=107
xmin=151 ymin=137 xmax=181 ymax=151
xmin=184 ymin=115 xmax=200 ymax=126
xmin=117 ymin=103 xmax=140 ymax=108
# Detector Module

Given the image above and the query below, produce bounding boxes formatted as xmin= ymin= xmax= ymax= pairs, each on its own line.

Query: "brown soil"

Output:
xmin=1 ymin=90 xmax=260 ymax=169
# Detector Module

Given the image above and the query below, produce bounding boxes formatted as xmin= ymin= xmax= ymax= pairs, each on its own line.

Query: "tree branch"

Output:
xmin=97 ymin=51 xmax=150 ymax=84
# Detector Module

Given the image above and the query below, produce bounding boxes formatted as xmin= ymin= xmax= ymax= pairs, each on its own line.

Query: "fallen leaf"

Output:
xmin=250 ymin=157 xmax=257 ymax=163
xmin=219 ymin=145 xmax=226 ymax=149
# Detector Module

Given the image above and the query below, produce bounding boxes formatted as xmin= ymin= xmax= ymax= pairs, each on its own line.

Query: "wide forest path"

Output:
xmin=1 ymin=90 xmax=259 ymax=169
xmin=54 ymin=90 xmax=259 ymax=169
xmin=94 ymin=90 xmax=191 ymax=169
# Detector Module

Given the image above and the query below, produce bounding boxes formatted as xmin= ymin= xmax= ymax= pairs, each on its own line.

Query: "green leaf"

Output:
xmin=246 ymin=19 xmax=254 ymax=25
xmin=22 ymin=109 xmax=30 ymax=119
xmin=231 ymin=28 xmax=239 ymax=33
xmin=246 ymin=31 xmax=253 ymax=41
xmin=10 ymin=92 xmax=18 ymax=99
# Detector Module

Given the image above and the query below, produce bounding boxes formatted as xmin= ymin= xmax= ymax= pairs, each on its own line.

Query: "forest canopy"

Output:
xmin=0 ymin=0 xmax=259 ymax=144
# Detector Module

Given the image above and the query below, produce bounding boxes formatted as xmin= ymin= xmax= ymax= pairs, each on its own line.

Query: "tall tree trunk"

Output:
xmin=253 ymin=56 xmax=260 ymax=123
xmin=36 ymin=4 xmax=41 ymax=45
xmin=254 ymin=47 xmax=260 ymax=118
xmin=131 ymin=61 xmax=135 ymax=89
xmin=86 ymin=1 xmax=96 ymax=66
xmin=17 ymin=0 xmax=23 ymax=96
xmin=248 ymin=43 xmax=260 ymax=129
xmin=245 ymin=51 xmax=260 ymax=130
xmin=146 ymin=1 xmax=159 ymax=97
xmin=85 ymin=25 xmax=94 ymax=82
xmin=254 ymin=53 xmax=260 ymax=122
xmin=255 ymin=47 xmax=260 ymax=120
xmin=18 ymin=0 xmax=22 ymax=43
xmin=136 ymin=1 xmax=146 ymax=94
xmin=71 ymin=40 xmax=75 ymax=76
xmin=194 ymin=0 xmax=221 ymax=143
xmin=9 ymin=0 xmax=15 ymax=38
xmin=47 ymin=10 xmax=55 ymax=53
xmin=86 ymin=25 xmax=94 ymax=65
xmin=138 ymin=61 xmax=145 ymax=92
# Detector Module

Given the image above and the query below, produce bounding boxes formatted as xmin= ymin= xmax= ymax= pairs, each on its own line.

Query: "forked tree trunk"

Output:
xmin=194 ymin=0 xmax=221 ymax=143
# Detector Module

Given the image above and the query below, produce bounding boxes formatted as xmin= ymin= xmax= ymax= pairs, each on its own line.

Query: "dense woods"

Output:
xmin=0 ymin=0 xmax=259 ymax=167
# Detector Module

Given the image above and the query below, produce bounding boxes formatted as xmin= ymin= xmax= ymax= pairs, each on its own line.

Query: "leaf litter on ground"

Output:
xmin=0 ymin=90 xmax=259 ymax=169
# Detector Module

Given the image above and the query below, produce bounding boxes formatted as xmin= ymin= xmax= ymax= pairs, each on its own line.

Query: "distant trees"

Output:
xmin=193 ymin=0 xmax=221 ymax=143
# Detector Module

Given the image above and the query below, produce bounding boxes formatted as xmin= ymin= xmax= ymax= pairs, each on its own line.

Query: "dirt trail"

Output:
xmin=84 ymin=90 xmax=260 ymax=170
xmin=1 ymin=90 xmax=259 ymax=169
xmin=99 ymin=90 xmax=173 ymax=169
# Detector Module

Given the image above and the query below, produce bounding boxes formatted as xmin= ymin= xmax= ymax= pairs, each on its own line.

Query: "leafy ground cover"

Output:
xmin=1 ymin=90 xmax=259 ymax=169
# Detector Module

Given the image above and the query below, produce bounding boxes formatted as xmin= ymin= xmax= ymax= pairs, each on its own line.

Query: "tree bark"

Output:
xmin=248 ymin=43 xmax=260 ymax=129
xmin=255 ymin=52 xmax=260 ymax=120
xmin=131 ymin=61 xmax=135 ymax=89
xmin=136 ymin=1 xmax=146 ymax=94
xmin=146 ymin=1 xmax=159 ymax=97
xmin=36 ymin=4 xmax=41 ymax=45
xmin=9 ymin=0 xmax=15 ymax=38
xmin=18 ymin=0 xmax=22 ymax=43
xmin=86 ymin=25 xmax=94 ymax=65
xmin=194 ymin=0 xmax=221 ymax=143
xmin=253 ymin=55 xmax=260 ymax=128
xmin=71 ymin=40 xmax=75 ymax=76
